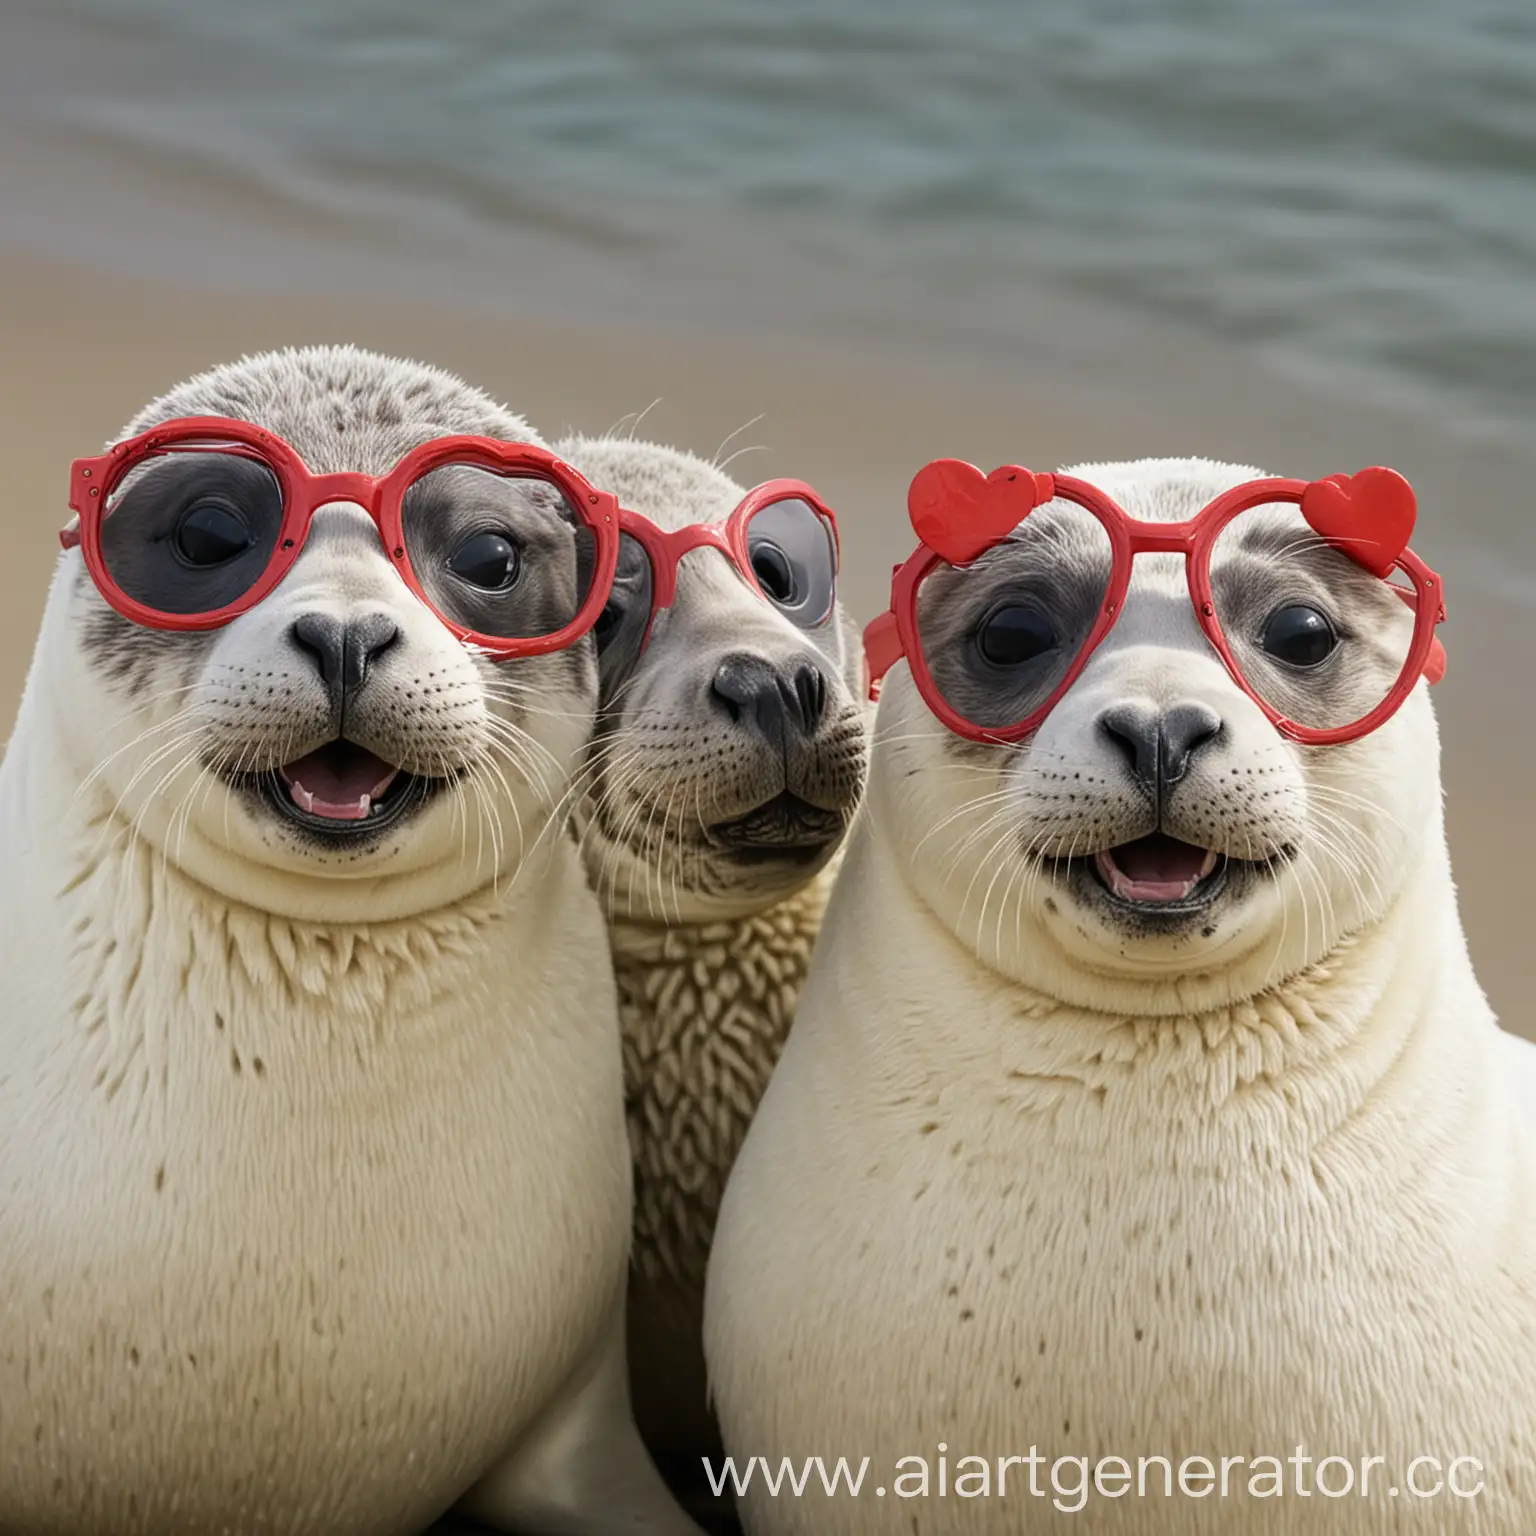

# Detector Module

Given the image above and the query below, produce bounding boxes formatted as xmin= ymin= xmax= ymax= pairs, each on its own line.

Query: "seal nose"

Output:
xmin=711 ymin=654 xmax=828 ymax=742
xmin=1099 ymin=700 xmax=1222 ymax=800
xmin=291 ymin=612 xmax=400 ymax=702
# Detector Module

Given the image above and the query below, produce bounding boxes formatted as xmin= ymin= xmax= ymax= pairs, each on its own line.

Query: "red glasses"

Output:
xmin=864 ymin=459 xmax=1448 ymax=747
xmin=63 ymin=417 xmax=839 ymax=657
xmin=603 ymin=480 xmax=841 ymax=658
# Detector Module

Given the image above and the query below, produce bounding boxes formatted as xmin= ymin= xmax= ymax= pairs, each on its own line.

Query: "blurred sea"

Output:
xmin=11 ymin=0 xmax=1536 ymax=442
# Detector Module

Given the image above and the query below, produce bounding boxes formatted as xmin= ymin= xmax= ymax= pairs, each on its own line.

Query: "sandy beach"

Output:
xmin=1 ymin=242 xmax=1530 ymax=1030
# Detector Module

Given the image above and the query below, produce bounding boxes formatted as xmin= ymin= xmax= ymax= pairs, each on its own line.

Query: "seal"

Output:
xmin=705 ymin=457 xmax=1535 ymax=1534
xmin=554 ymin=433 xmax=870 ymax=1486
xmin=0 ymin=347 xmax=701 ymax=1536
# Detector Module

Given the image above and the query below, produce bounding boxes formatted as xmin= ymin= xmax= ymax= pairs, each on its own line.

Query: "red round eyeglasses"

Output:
xmin=63 ymin=416 xmax=840 ymax=657
xmin=863 ymin=459 xmax=1448 ymax=747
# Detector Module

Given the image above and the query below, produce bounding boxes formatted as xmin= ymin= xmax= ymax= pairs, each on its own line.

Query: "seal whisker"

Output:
xmin=90 ymin=723 xmax=215 ymax=859
xmin=710 ymin=411 xmax=766 ymax=470
xmin=626 ymin=397 xmax=663 ymax=442
xmin=75 ymin=705 xmax=216 ymax=803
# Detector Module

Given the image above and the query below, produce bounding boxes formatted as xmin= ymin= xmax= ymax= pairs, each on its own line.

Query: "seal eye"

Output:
xmin=976 ymin=603 xmax=1057 ymax=667
xmin=449 ymin=532 xmax=521 ymax=592
xmin=1262 ymin=604 xmax=1337 ymax=668
xmin=173 ymin=501 xmax=255 ymax=568
xmin=751 ymin=542 xmax=798 ymax=605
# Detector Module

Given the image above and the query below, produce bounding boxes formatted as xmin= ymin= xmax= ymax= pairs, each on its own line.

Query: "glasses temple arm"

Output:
xmin=1392 ymin=584 xmax=1447 ymax=684
xmin=59 ymin=525 xmax=81 ymax=550
xmin=862 ymin=610 xmax=902 ymax=701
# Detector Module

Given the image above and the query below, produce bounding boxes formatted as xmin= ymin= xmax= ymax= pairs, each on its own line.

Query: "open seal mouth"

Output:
xmin=243 ymin=741 xmax=442 ymax=839
xmin=710 ymin=791 xmax=847 ymax=864
xmin=1089 ymin=832 xmax=1229 ymax=911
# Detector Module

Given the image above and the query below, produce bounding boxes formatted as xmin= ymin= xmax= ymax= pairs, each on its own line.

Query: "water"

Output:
xmin=19 ymin=0 xmax=1536 ymax=434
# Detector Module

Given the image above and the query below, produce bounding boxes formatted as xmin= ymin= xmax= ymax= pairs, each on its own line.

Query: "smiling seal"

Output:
xmin=0 ymin=348 xmax=699 ymax=1535
xmin=555 ymin=433 xmax=869 ymax=1490
xmin=705 ymin=457 xmax=1535 ymax=1534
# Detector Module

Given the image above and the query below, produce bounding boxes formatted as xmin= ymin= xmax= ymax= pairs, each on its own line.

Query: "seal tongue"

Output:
xmin=280 ymin=743 xmax=400 ymax=823
xmin=1096 ymin=833 xmax=1217 ymax=903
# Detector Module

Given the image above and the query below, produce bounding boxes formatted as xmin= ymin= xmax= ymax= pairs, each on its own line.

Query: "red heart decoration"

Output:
xmin=908 ymin=460 xmax=1053 ymax=566
xmin=1299 ymin=467 xmax=1417 ymax=579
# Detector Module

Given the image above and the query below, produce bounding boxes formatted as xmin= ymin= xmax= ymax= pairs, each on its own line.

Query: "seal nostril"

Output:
xmin=793 ymin=662 xmax=827 ymax=733
xmin=710 ymin=653 xmax=799 ymax=742
xmin=1159 ymin=702 xmax=1223 ymax=787
xmin=291 ymin=613 xmax=346 ymax=691
xmin=346 ymin=614 xmax=400 ymax=692
xmin=1099 ymin=703 xmax=1158 ymax=791
xmin=710 ymin=656 xmax=755 ymax=725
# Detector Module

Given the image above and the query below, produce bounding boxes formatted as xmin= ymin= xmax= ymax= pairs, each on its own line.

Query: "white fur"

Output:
xmin=0 ymin=349 xmax=699 ymax=1535
xmin=705 ymin=458 xmax=1536 ymax=1533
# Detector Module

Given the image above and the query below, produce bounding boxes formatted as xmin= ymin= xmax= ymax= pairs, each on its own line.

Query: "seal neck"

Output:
xmin=607 ymin=853 xmax=842 ymax=953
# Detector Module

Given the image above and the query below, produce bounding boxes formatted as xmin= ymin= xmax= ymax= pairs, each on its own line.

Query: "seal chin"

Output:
xmin=230 ymin=739 xmax=449 ymax=844
xmin=708 ymin=791 xmax=848 ymax=867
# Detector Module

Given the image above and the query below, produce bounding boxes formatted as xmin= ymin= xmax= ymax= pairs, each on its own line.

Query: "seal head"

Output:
xmin=68 ymin=346 xmax=595 ymax=920
xmin=560 ymin=434 xmax=868 ymax=923
xmin=882 ymin=456 xmax=1436 ymax=999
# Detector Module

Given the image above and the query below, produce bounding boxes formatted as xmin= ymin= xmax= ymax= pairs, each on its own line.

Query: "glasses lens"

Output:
xmin=99 ymin=443 xmax=284 ymax=616
xmin=744 ymin=496 xmax=837 ymax=628
xmin=916 ymin=499 xmax=1113 ymax=732
xmin=593 ymin=531 xmax=656 ymax=695
xmin=1209 ymin=505 xmax=1419 ymax=733
xmin=402 ymin=463 xmax=598 ymax=643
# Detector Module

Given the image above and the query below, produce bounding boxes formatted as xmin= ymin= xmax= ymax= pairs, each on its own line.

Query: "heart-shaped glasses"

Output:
xmin=63 ymin=417 xmax=838 ymax=659
xmin=864 ymin=460 xmax=1447 ymax=746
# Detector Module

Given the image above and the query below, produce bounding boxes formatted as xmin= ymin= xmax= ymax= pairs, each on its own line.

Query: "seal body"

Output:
xmin=709 ymin=824 xmax=1535 ymax=1535
xmin=0 ymin=349 xmax=700 ymax=1536
xmin=0 ymin=730 xmax=627 ymax=1534
xmin=554 ymin=435 xmax=869 ymax=1481
xmin=616 ymin=858 xmax=840 ymax=1463
xmin=705 ymin=458 xmax=1536 ymax=1534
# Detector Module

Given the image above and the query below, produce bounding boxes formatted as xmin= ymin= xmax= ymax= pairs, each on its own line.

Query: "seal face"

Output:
xmin=559 ymin=435 xmax=868 ymax=925
xmin=0 ymin=350 xmax=699 ymax=1536
xmin=886 ymin=457 xmax=1430 ymax=977
xmin=705 ymin=458 xmax=1536 ymax=1536
xmin=65 ymin=350 xmax=594 ymax=907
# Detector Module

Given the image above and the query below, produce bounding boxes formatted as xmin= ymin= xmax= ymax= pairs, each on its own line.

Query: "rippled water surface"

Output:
xmin=24 ymin=0 xmax=1536 ymax=434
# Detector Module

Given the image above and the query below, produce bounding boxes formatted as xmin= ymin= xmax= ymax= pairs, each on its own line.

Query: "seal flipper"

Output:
xmin=454 ymin=1292 xmax=707 ymax=1536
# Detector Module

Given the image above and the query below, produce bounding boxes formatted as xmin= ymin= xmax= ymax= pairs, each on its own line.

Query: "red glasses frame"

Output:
xmin=863 ymin=460 xmax=1448 ymax=748
xmin=63 ymin=417 xmax=839 ymax=656
xmin=617 ymin=478 xmax=841 ymax=650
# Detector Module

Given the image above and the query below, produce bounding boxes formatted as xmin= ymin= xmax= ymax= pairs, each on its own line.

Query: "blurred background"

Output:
xmin=1 ymin=0 xmax=1531 ymax=1024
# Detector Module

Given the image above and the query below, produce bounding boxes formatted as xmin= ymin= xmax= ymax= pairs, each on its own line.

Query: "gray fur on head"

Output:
xmin=557 ymin=434 xmax=870 ymax=924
